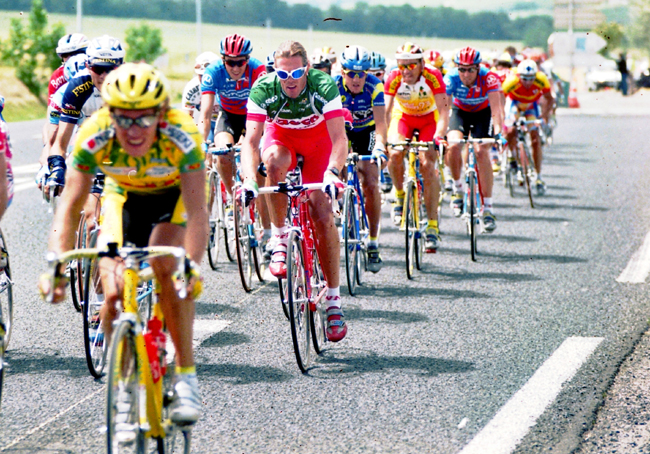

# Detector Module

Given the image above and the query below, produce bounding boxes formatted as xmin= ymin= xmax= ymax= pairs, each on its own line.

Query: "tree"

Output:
xmin=593 ymin=22 xmax=627 ymax=56
xmin=0 ymin=0 xmax=65 ymax=105
xmin=125 ymin=23 xmax=166 ymax=63
xmin=629 ymin=0 xmax=650 ymax=56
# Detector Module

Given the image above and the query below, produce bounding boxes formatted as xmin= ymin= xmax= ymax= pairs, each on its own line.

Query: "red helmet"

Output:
xmin=454 ymin=47 xmax=482 ymax=66
xmin=424 ymin=50 xmax=443 ymax=69
xmin=220 ymin=34 xmax=253 ymax=58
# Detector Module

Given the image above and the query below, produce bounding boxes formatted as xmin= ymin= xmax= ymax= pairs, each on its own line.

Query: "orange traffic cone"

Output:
xmin=568 ymin=79 xmax=580 ymax=108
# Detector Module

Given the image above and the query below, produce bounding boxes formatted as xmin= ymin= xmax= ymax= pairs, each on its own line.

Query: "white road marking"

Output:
xmin=458 ymin=418 xmax=469 ymax=429
xmin=12 ymin=162 xmax=40 ymax=174
xmin=14 ymin=180 xmax=36 ymax=193
xmin=166 ymin=319 xmax=231 ymax=362
xmin=617 ymin=231 xmax=650 ymax=283
xmin=458 ymin=336 xmax=604 ymax=454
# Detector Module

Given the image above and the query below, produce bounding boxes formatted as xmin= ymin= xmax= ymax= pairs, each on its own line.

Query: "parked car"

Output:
xmin=585 ymin=59 xmax=622 ymax=91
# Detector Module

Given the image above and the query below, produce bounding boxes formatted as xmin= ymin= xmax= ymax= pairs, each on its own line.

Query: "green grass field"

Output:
xmin=0 ymin=11 xmax=521 ymax=120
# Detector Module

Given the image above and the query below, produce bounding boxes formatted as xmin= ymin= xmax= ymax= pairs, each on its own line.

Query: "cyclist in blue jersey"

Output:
xmin=335 ymin=45 xmax=387 ymax=272
xmin=198 ymin=34 xmax=266 ymax=198
xmin=443 ymin=47 xmax=505 ymax=232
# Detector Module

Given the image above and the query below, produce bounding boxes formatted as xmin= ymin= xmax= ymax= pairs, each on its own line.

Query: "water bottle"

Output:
xmin=144 ymin=317 xmax=167 ymax=383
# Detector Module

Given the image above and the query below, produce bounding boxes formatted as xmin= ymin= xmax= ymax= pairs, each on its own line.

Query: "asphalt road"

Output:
xmin=0 ymin=97 xmax=649 ymax=453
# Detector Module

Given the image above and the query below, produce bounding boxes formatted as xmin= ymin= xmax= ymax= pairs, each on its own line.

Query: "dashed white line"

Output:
xmin=617 ymin=231 xmax=650 ymax=283
xmin=458 ymin=336 xmax=603 ymax=454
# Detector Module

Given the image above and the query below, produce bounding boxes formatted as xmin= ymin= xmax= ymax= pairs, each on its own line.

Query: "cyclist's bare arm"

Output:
xmin=384 ymin=95 xmax=395 ymax=131
xmin=487 ymin=91 xmax=504 ymax=135
xmin=49 ymin=121 xmax=75 ymax=158
xmin=433 ymin=93 xmax=450 ymax=139
xmin=373 ymin=105 xmax=387 ymax=149
xmin=198 ymin=92 xmax=216 ymax=143
xmin=180 ymin=168 xmax=209 ymax=264
xmin=541 ymin=91 xmax=554 ymax=122
xmin=240 ymin=119 xmax=265 ymax=182
xmin=48 ymin=168 xmax=94 ymax=253
xmin=326 ymin=115 xmax=348 ymax=171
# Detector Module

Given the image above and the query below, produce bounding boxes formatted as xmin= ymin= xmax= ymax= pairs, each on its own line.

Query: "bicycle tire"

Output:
xmin=159 ymin=427 xmax=191 ymax=454
xmin=520 ymin=142 xmax=535 ymax=208
xmin=342 ymin=187 xmax=359 ymax=295
xmin=355 ymin=190 xmax=368 ymax=286
xmin=252 ymin=208 xmax=265 ymax=282
xmin=0 ymin=229 xmax=13 ymax=350
xmin=70 ymin=215 xmax=86 ymax=312
xmin=206 ymin=173 xmax=223 ymax=270
xmin=223 ymin=183 xmax=237 ymax=263
xmin=233 ymin=198 xmax=253 ymax=293
xmin=286 ymin=230 xmax=311 ymax=373
xmin=405 ymin=181 xmax=417 ymax=280
xmin=106 ymin=320 xmax=146 ymax=454
xmin=83 ymin=229 xmax=107 ymax=378
xmin=415 ymin=182 xmax=426 ymax=271
xmin=469 ymin=174 xmax=478 ymax=262
xmin=310 ymin=251 xmax=326 ymax=355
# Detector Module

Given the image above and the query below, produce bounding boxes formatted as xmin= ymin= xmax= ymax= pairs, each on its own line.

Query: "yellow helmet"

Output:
xmin=101 ymin=63 xmax=169 ymax=110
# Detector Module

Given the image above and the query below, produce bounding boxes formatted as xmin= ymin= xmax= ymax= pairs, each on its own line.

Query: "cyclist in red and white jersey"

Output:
xmin=384 ymin=42 xmax=449 ymax=252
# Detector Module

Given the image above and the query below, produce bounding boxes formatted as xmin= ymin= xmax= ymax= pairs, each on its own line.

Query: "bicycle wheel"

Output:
xmin=252 ymin=207 xmax=265 ymax=282
xmin=106 ymin=320 xmax=146 ymax=454
xmin=342 ymin=187 xmax=359 ymax=295
xmin=278 ymin=278 xmax=289 ymax=321
xmin=0 ymin=229 xmax=13 ymax=350
xmin=71 ymin=215 xmax=86 ymax=312
xmin=206 ymin=172 xmax=223 ymax=270
xmin=223 ymin=184 xmax=237 ymax=263
xmin=355 ymin=191 xmax=368 ymax=286
xmin=83 ymin=229 xmax=108 ymax=378
xmin=310 ymin=250 xmax=327 ymax=355
xmin=233 ymin=198 xmax=254 ymax=293
xmin=468 ymin=174 xmax=478 ymax=262
xmin=415 ymin=181 xmax=427 ymax=271
xmin=520 ymin=142 xmax=535 ymax=208
xmin=159 ymin=368 xmax=192 ymax=454
xmin=404 ymin=181 xmax=417 ymax=279
xmin=286 ymin=230 xmax=311 ymax=373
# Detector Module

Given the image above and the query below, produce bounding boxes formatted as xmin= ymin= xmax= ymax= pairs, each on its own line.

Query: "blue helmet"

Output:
xmin=86 ymin=35 xmax=124 ymax=67
xmin=64 ymin=54 xmax=88 ymax=81
xmin=340 ymin=45 xmax=371 ymax=71
xmin=369 ymin=51 xmax=386 ymax=71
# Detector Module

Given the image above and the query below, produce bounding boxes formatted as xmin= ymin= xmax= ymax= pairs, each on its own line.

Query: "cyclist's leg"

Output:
xmin=417 ymin=116 xmax=440 ymax=226
xmin=387 ymin=110 xmax=407 ymax=197
xmin=214 ymin=131 xmax=236 ymax=197
xmin=447 ymin=109 xmax=467 ymax=215
xmin=358 ymin=161 xmax=381 ymax=238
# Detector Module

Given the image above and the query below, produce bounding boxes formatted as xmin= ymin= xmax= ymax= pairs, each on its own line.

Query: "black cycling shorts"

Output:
xmin=215 ymin=110 xmax=247 ymax=143
xmin=122 ymin=188 xmax=182 ymax=247
xmin=448 ymin=106 xmax=493 ymax=139
xmin=346 ymin=127 xmax=376 ymax=156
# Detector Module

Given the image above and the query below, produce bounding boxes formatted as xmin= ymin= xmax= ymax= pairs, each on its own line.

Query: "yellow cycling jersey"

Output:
xmin=502 ymin=71 xmax=551 ymax=105
xmin=72 ymin=107 xmax=205 ymax=196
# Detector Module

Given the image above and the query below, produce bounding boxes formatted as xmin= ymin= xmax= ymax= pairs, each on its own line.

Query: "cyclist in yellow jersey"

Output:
xmin=40 ymin=63 xmax=207 ymax=425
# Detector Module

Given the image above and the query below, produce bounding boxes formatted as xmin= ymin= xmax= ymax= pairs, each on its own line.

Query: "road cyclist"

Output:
xmin=368 ymin=51 xmax=387 ymax=82
xmin=181 ymin=51 xmax=220 ymax=122
xmin=239 ymin=40 xmax=349 ymax=342
xmin=334 ymin=45 xmax=388 ymax=273
xmin=38 ymin=63 xmax=208 ymax=428
xmin=443 ymin=46 xmax=505 ymax=233
xmin=502 ymin=59 xmax=554 ymax=195
xmin=384 ymin=42 xmax=449 ymax=252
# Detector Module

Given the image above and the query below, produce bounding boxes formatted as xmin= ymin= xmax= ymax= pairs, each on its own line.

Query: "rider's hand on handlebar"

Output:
xmin=434 ymin=136 xmax=447 ymax=148
xmin=38 ymin=268 xmax=69 ymax=304
xmin=238 ymin=179 xmax=259 ymax=207
xmin=494 ymin=133 xmax=508 ymax=147
xmin=371 ymin=146 xmax=388 ymax=164
xmin=322 ymin=170 xmax=345 ymax=201
xmin=176 ymin=258 xmax=203 ymax=300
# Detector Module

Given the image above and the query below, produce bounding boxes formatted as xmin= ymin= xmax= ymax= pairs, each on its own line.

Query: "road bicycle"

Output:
xmin=446 ymin=137 xmax=498 ymax=262
xmin=206 ymin=147 xmax=236 ymax=269
xmin=341 ymin=152 xmax=375 ymax=296
xmin=259 ymin=181 xmax=329 ymax=373
xmin=506 ymin=118 xmax=543 ymax=209
xmin=0 ymin=228 xmax=12 ymax=410
xmin=45 ymin=243 xmax=193 ymax=453
xmin=387 ymin=138 xmax=433 ymax=279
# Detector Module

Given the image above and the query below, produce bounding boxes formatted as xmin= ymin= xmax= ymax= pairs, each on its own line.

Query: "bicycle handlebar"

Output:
xmin=258 ymin=182 xmax=323 ymax=195
xmin=446 ymin=138 xmax=498 ymax=145
xmin=208 ymin=143 xmax=242 ymax=155
xmin=387 ymin=141 xmax=436 ymax=151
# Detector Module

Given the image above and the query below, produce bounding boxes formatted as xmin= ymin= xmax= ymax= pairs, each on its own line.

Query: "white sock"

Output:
xmin=368 ymin=239 xmax=379 ymax=248
xmin=271 ymin=224 xmax=287 ymax=239
xmin=484 ymin=197 xmax=493 ymax=212
xmin=326 ymin=287 xmax=341 ymax=309
xmin=454 ymin=179 xmax=463 ymax=193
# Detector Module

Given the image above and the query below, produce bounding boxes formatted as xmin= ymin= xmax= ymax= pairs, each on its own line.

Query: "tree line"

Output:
xmin=0 ymin=0 xmax=553 ymax=47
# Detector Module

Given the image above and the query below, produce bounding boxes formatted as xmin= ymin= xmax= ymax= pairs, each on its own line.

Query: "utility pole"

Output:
xmin=196 ymin=0 xmax=202 ymax=54
xmin=76 ymin=0 xmax=82 ymax=33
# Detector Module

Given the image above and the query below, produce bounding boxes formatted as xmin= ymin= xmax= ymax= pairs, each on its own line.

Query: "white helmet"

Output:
xmin=56 ymin=33 xmax=89 ymax=55
xmin=517 ymin=59 xmax=538 ymax=78
xmin=194 ymin=51 xmax=220 ymax=75
xmin=86 ymin=35 xmax=125 ymax=67
xmin=64 ymin=54 xmax=88 ymax=81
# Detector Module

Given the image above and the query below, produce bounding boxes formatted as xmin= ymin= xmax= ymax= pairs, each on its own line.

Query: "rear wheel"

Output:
xmin=106 ymin=320 xmax=146 ymax=454
xmin=310 ymin=251 xmax=327 ymax=355
xmin=0 ymin=229 xmax=13 ymax=350
xmin=233 ymin=197 xmax=253 ymax=292
xmin=468 ymin=174 xmax=478 ymax=262
xmin=286 ymin=230 xmax=311 ymax=373
xmin=83 ymin=229 xmax=107 ymax=378
xmin=342 ymin=188 xmax=359 ymax=295
xmin=405 ymin=181 xmax=417 ymax=280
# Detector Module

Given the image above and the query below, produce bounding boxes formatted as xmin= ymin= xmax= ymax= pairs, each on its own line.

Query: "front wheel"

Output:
xmin=206 ymin=172 xmax=224 ymax=270
xmin=404 ymin=181 xmax=417 ymax=280
xmin=286 ymin=230 xmax=311 ymax=373
xmin=342 ymin=188 xmax=359 ymax=295
xmin=520 ymin=142 xmax=535 ymax=209
xmin=0 ymin=229 xmax=13 ymax=350
xmin=83 ymin=229 xmax=107 ymax=378
xmin=468 ymin=174 xmax=478 ymax=262
xmin=310 ymin=250 xmax=327 ymax=355
xmin=233 ymin=197 xmax=254 ymax=293
xmin=106 ymin=320 xmax=146 ymax=454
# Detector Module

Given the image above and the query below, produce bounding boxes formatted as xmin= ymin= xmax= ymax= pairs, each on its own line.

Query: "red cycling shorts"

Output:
xmin=262 ymin=122 xmax=331 ymax=184
xmin=389 ymin=110 xmax=438 ymax=141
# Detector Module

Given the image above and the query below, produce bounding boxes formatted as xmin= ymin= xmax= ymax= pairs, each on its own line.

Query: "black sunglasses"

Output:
xmin=224 ymin=58 xmax=248 ymax=68
xmin=111 ymin=113 xmax=159 ymax=129
xmin=90 ymin=65 xmax=117 ymax=75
